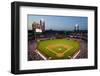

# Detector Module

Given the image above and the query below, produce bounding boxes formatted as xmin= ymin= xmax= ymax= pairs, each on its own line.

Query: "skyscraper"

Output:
xmin=40 ymin=19 xmax=45 ymax=32
xmin=32 ymin=19 xmax=45 ymax=33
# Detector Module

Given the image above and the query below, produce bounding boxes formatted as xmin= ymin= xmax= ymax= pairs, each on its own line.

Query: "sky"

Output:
xmin=28 ymin=15 xmax=88 ymax=31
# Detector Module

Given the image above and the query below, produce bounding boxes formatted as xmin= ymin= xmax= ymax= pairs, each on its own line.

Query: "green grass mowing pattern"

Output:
xmin=37 ymin=39 xmax=80 ymax=59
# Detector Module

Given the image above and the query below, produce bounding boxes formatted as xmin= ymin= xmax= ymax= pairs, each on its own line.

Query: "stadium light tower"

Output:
xmin=75 ymin=24 xmax=79 ymax=31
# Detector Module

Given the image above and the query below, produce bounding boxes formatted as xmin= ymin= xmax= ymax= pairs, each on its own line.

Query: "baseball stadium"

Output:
xmin=28 ymin=15 xmax=88 ymax=61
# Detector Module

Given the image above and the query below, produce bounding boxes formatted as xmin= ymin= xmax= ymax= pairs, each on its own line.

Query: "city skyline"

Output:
xmin=28 ymin=15 xmax=88 ymax=31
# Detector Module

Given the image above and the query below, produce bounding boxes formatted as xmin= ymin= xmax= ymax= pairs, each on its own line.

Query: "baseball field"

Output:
xmin=37 ymin=39 xmax=80 ymax=60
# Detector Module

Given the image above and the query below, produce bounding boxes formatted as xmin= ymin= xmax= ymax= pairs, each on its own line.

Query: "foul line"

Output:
xmin=62 ymin=47 xmax=73 ymax=54
xmin=72 ymin=50 xmax=80 ymax=59
xmin=36 ymin=50 xmax=47 ymax=60
xmin=46 ymin=47 xmax=73 ymax=55
xmin=46 ymin=47 xmax=57 ymax=55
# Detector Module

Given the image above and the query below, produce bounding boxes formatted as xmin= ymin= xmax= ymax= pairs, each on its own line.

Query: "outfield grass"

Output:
xmin=37 ymin=39 xmax=80 ymax=60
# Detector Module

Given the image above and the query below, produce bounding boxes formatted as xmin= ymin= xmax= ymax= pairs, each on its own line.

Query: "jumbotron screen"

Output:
xmin=35 ymin=28 xmax=42 ymax=33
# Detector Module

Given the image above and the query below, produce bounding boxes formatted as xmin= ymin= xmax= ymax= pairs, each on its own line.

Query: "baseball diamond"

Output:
xmin=37 ymin=39 xmax=80 ymax=59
